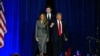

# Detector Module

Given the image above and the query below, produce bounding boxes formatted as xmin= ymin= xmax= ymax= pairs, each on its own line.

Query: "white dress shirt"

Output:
xmin=47 ymin=13 xmax=51 ymax=20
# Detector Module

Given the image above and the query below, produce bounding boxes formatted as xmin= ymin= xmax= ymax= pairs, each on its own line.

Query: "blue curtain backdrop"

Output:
xmin=0 ymin=0 xmax=20 ymax=56
xmin=0 ymin=0 xmax=46 ymax=56
xmin=55 ymin=0 xmax=96 ymax=55
xmin=20 ymin=0 xmax=46 ymax=56
xmin=0 ymin=0 xmax=96 ymax=56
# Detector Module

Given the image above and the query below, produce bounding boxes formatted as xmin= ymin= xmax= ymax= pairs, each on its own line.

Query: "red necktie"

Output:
xmin=58 ymin=21 xmax=62 ymax=36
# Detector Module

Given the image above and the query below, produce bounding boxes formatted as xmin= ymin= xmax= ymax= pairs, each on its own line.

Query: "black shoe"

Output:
xmin=44 ymin=53 xmax=47 ymax=56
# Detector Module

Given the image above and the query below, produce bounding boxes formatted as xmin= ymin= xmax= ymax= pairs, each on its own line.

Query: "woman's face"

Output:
xmin=40 ymin=14 xmax=45 ymax=20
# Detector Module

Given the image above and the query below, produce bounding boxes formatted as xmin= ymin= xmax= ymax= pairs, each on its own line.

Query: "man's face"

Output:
xmin=56 ymin=14 xmax=62 ymax=20
xmin=46 ymin=8 xmax=51 ymax=13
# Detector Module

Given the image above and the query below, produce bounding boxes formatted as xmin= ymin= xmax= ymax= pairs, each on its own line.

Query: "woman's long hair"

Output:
xmin=39 ymin=13 xmax=48 ymax=26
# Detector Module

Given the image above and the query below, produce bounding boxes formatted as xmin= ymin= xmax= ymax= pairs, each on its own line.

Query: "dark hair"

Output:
xmin=39 ymin=13 xmax=46 ymax=20
xmin=39 ymin=13 xmax=48 ymax=26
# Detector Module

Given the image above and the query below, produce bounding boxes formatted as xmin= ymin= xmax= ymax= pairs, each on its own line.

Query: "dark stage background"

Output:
xmin=54 ymin=0 xmax=96 ymax=55
xmin=0 ymin=0 xmax=100 ymax=56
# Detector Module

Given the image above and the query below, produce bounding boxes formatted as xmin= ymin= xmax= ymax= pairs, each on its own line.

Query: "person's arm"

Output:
xmin=64 ymin=21 xmax=68 ymax=41
xmin=47 ymin=25 xmax=49 ymax=38
xmin=51 ymin=14 xmax=56 ymax=21
xmin=50 ymin=19 xmax=55 ymax=28
xmin=46 ymin=25 xmax=49 ymax=42
xmin=35 ymin=21 xmax=39 ymax=42
xmin=50 ymin=14 xmax=56 ymax=28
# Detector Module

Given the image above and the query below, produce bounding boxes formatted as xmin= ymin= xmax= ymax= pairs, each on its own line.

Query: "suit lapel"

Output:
xmin=55 ymin=20 xmax=58 ymax=32
xmin=62 ymin=20 xmax=64 ymax=33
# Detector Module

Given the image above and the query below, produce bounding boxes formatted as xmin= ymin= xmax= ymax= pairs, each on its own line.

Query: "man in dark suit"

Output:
xmin=45 ymin=6 xmax=54 ymax=56
xmin=46 ymin=6 xmax=54 ymax=21
xmin=50 ymin=13 xmax=68 ymax=56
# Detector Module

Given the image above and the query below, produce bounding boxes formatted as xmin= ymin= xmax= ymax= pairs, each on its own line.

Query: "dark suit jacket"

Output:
xmin=51 ymin=19 xmax=68 ymax=43
xmin=45 ymin=13 xmax=55 ymax=37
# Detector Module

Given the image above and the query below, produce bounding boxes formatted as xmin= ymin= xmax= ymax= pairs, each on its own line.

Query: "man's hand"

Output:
xmin=50 ymin=23 xmax=54 ymax=28
xmin=36 ymin=37 xmax=39 ymax=42
xmin=46 ymin=38 xmax=49 ymax=42
xmin=65 ymin=38 xmax=68 ymax=41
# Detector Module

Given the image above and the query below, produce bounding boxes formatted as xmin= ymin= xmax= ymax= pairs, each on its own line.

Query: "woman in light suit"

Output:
xmin=35 ymin=13 xmax=49 ymax=56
